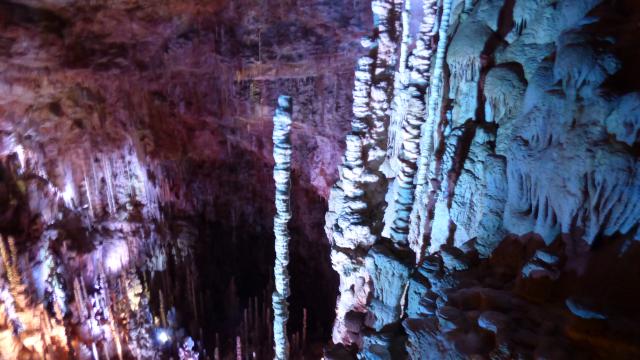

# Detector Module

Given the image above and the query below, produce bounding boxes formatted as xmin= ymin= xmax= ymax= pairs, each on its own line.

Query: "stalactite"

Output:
xmin=463 ymin=0 xmax=474 ymax=16
xmin=103 ymin=156 xmax=117 ymax=214
xmin=82 ymin=164 xmax=94 ymax=218
xmin=91 ymin=342 xmax=99 ymax=360
xmin=90 ymin=158 xmax=103 ymax=215
xmin=80 ymin=274 xmax=89 ymax=304
xmin=271 ymin=95 xmax=293 ymax=360
xmin=102 ymin=341 xmax=111 ymax=360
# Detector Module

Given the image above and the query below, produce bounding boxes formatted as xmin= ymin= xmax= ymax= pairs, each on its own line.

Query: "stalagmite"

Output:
xmin=302 ymin=308 xmax=307 ymax=348
xmin=325 ymin=0 xmax=402 ymax=346
xmin=236 ymin=336 xmax=243 ymax=360
xmin=0 ymin=236 xmax=21 ymax=292
xmin=389 ymin=0 xmax=439 ymax=246
xmin=410 ymin=0 xmax=453 ymax=254
xmin=271 ymin=95 xmax=293 ymax=360
xmin=387 ymin=0 xmax=413 ymax=170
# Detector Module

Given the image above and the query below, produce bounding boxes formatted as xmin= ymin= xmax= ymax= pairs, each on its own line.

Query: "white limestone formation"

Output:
xmin=605 ymin=93 xmax=640 ymax=146
xmin=389 ymin=0 xmax=438 ymax=246
xmin=328 ymin=0 xmax=640 ymax=357
xmin=364 ymin=245 xmax=411 ymax=330
xmin=446 ymin=19 xmax=492 ymax=125
xmin=410 ymin=0 xmax=454 ymax=256
xmin=449 ymin=128 xmax=506 ymax=255
xmin=386 ymin=0 xmax=414 ymax=174
xmin=325 ymin=0 xmax=407 ymax=346
xmin=272 ymin=95 xmax=293 ymax=360
xmin=484 ymin=66 xmax=527 ymax=124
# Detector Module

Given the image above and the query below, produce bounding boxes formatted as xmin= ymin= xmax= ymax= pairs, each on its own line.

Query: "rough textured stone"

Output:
xmin=328 ymin=0 xmax=640 ymax=358
xmin=364 ymin=245 xmax=412 ymax=331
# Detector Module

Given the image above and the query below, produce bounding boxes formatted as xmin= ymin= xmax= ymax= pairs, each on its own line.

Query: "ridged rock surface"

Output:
xmin=327 ymin=0 xmax=640 ymax=358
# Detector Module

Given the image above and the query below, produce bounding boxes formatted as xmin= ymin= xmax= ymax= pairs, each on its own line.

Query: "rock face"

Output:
xmin=326 ymin=0 xmax=640 ymax=358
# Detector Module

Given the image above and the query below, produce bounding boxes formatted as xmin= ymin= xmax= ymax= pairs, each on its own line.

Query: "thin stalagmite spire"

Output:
xmin=272 ymin=95 xmax=293 ymax=360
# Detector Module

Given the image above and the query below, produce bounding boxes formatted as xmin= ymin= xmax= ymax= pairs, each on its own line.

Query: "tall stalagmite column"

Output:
xmin=387 ymin=0 xmax=414 ymax=170
xmin=389 ymin=0 xmax=439 ymax=245
xmin=325 ymin=0 xmax=403 ymax=346
xmin=326 ymin=0 xmax=457 ymax=348
xmin=410 ymin=0 xmax=453 ymax=253
xmin=272 ymin=95 xmax=293 ymax=360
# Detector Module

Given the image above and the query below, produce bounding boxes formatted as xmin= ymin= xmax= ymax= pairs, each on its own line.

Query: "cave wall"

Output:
xmin=326 ymin=0 xmax=640 ymax=358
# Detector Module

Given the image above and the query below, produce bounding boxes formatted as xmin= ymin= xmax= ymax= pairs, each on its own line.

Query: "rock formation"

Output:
xmin=0 ymin=0 xmax=640 ymax=358
xmin=326 ymin=0 xmax=640 ymax=358
xmin=0 ymin=1 xmax=367 ymax=358
xmin=272 ymin=95 xmax=293 ymax=360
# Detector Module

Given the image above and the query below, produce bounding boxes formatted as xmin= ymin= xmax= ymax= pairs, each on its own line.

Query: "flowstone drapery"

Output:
xmin=272 ymin=95 xmax=293 ymax=360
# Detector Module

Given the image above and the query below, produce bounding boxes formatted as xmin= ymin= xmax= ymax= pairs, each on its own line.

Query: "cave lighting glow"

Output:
xmin=157 ymin=329 xmax=171 ymax=344
xmin=103 ymin=240 xmax=130 ymax=273
xmin=61 ymin=181 xmax=75 ymax=208
xmin=14 ymin=144 xmax=25 ymax=170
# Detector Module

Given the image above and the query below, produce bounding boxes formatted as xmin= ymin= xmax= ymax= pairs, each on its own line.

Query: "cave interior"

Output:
xmin=0 ymin=0 xmax=640 ymax=359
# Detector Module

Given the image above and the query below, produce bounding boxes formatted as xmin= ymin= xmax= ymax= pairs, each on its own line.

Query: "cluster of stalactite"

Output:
xmin=408 ymin=0 xmax=453 ymax=256
xmin=388 ymin=0 xmax=439 ymax=245
xmin=0 ymin=141 xmax=210 ymax=359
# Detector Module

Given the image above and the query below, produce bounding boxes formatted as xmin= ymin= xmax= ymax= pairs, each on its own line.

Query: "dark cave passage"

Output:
xmin=155 ymin=147 xmax=338 ymax=357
